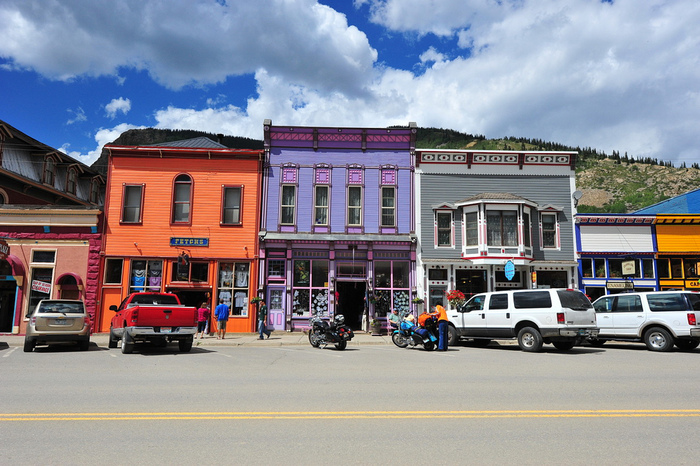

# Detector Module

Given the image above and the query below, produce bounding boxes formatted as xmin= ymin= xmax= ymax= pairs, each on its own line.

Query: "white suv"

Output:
xmin=447 ymin=289 xmax=598 ymax=352
xmin=592 ymin=291 xmax=700 ymax=352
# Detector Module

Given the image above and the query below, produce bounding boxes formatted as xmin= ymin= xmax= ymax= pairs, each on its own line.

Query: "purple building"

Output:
xmin=259 ymin=121 xmax=417 ymax=332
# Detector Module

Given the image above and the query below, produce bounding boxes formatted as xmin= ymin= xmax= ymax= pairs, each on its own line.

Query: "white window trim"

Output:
xmin=435 ymin=210 xmax=455 ymax=248
xmin=540 ymin=212 xmax=561 ymax=250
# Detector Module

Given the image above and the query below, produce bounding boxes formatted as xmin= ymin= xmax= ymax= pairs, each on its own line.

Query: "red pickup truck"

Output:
xmin=107 ymin=292 xmax=198 ymax=354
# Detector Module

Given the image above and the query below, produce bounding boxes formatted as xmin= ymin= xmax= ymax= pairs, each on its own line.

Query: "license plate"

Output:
xmin=53 ymin=319 xmax=71 ymax=325
xmin=160 ymin=327 xmax=171 ymax=333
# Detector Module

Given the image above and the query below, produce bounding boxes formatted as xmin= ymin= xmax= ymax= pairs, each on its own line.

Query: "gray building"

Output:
xmin=415 ymin=149 xmax=580 ymax=309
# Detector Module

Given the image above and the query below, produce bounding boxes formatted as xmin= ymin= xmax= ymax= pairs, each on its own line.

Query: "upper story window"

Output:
xmin=121 ymin=184 xmax=144 ymax=223
xmin=381 ymin=187 xmax=395 ymax=227
xmin=314 ymin=166 xmax=330 ymax=226
xmin=281 ymin=166 xmax=298 ymax=226
xmin=89 ymin=178 xmax=100 ymax=204
xmin=487 ymin=210 xmax=518 ymax=247
xmin=347 ymin=167 xmax=363 ymax=227
xmin=221 ymin=186 xmax=242 ymax=225
xmin=172 ymin=174 xmax=192 ymax=224
xmin=436 ymin=211 xmax=453 ymax=247
xmin=66 ymin=167 xmax=78 ymax=195
xmin=43 ymin=155 xmax=56 ymax=186
xmin=464 ymin=212 xmax=478 ymax=246
xmin=540 ymin=211 xmax=560 ymax=249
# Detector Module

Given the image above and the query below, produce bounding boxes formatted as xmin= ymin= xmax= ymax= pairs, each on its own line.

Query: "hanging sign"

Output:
xmin=31 ymin=280 xmax=52 ymax=294
xmin=0 ymin=239 xmax=9 ymax=261
xmin=504 ymin=260 xmax=515 ymax=281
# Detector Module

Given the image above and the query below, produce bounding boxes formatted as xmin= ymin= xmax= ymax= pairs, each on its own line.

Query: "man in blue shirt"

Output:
xmin=215 ymin=299 xmax=230 ymax=339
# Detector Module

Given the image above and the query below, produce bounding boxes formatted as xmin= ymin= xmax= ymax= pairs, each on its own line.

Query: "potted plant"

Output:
xmin=411 ymin=297 xmax=424 ymax=304
xmin=446 ymin=289 xmax=466 ymax=308
xmin=369 ymin=318 xmax=382 ymax=335
xmin=250 ymin=296 xmax=263 ymax=304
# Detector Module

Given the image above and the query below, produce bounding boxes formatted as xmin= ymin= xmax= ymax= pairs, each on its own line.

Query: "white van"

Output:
xmin=447 ymin=289 xmax=598 ymax=352
xmin=592 ymin=291 xmax=700 ymax=352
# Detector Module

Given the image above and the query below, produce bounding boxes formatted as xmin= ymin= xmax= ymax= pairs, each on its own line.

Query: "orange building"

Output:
xmin=97 ymin=138 xmax=263 ymax=333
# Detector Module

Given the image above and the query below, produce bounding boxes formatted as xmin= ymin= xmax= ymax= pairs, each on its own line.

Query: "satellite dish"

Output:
xmin=572 ymin=190 xmax=583 ymax=200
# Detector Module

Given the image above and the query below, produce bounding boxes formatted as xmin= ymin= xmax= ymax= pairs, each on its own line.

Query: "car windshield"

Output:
xmin=38 ymin=301 xmax=84 ymax=314
xmin=557 ymin=290 xmax=592 ymax=310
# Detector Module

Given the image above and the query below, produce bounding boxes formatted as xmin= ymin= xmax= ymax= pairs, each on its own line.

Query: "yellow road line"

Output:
xmin=1 ymin=409 xmax=700 ymax=421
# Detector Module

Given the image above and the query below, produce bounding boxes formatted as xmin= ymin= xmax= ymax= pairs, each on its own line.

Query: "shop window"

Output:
xmin=428 ymin=268 xmax=448 ymax=281
xmin=218 ymin=262 xmax=249 ymax=317
xmin=595 ymin=259 xmax=606 ymax=278
xmin=657 ymin=259 xmax=670 ymax=278
xmin=581 ymin=258 xmax=593 ymax=278
xmin=684 ymin=259 xmax=700 ymax=279
xmin=221 ymin=186 xmax=242 ymax=225
xmin=267 ymin=260 xmax=285 ymax=278
xmin=642 ymin=258 xmax=654 ymax=278
xmin=66 ymin=167 xmax=78 ymax=195
xmin=671 ymin=258 xmax=683 ymax=278
xmin=32 ymin=250 xmax=56 ymax=263
xmin=347 ymin=186 xmax=362 ymax=226
xmin=27 ymin=267 xmax=53 ymax=316
xmin=172 ymin=174 xmax=192 ymax=224
xmin=429 ymin=286 xmax=446 ymax=309
xmin=172 ymin=260 xmax=208 ymax=283
xmin=104 ymin=258 xmax=123 ymax=284
xmin=314 ymin=186 xmax=329 ymax=225
xmin=121 ymin=184 xmax=144 ymax=223
xmin=336 ymin=262 xmax=365 ymax=278
xmin=541 ymin=213 xmax=559 ymax=249
xmin=381 ymin=187 xmax=395 ymax=227
xmin=129 ymin=260 xmax=162 ymax=293
xmin=292 ymin=260 xmax=329 ymax=317
xmin=373 ymin=260 xmax=410 ymax=316
xmin=436 ymin=211 xmax=453 ymax=247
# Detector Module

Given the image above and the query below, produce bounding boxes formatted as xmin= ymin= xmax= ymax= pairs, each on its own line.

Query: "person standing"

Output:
xmin=257 ymin=299 xmax=271 ymax=340
xmin=215 ymin=299 xmax=230 ymax=340
xmin=196 ymin=302 xmax=210 ymax=339
xmin=431 ymin=304 xmax=449 ymax=351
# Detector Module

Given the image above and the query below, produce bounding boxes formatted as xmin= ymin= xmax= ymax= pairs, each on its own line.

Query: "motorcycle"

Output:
xmin=392 ymin=313 xmax=439 ymax=351
xmin=308 ymin=314 xmax=354 ymax=350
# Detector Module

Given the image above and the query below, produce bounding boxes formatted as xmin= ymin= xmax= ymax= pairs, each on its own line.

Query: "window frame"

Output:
xmin=89 ymin=178 xmax=100 ymax=204
xmin=380 ymin=186 xmax=396 ymax=227
xmin=171 ymin=173 xmax=193 ymax=225
xmin=347 ymin=185 xmax=363 ymax=226
xmin=43 ymin=155 xmax=56 ymax=186
xmin=66 ymin=166 xmax=78 ymax=195
xmin=120 ymin=184 xmax=144 ymax=224
xmin=221 ymin=185 xmax=243 ymax=226
xmin=280 ymin=185 xmax=297 ymax=225
xmin=314 ymin=185 xmax=329 ymax=226
xmin=540 ymin=212 xmax=559 ymax=249
xmin=436 ymin=210 xmax=454 ymax=248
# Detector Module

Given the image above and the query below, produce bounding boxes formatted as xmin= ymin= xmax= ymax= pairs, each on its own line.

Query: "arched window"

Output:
xmin=172 ymin=174 xmax=192 ymax=224
xmin=43 ymin=156 xmax=56 ymax=185
xmin=57 ymin=274 xmax=81 ymax=300
xmin=66 ymin=167 xmax=78 ymax=195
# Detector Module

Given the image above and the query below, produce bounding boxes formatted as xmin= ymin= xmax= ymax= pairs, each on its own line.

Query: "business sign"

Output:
xmin=504 ymin=260 xmax=515 ymax=281
xmin=31 ymin=280 xmax=52 ymax=294
xmin=0 ymin=238 xmax=9 ymax=261
xmin=621 ymin=260 xmax=636 ymax=276
xmin=170 ymin=237 xmax=209 ymax=247
xmin=606 ymin=280 xmax=634 ymax=290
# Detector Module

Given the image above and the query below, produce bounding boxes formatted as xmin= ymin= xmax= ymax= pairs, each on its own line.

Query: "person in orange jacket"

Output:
xmin=430 ymin=304 xmax=449 ymax=351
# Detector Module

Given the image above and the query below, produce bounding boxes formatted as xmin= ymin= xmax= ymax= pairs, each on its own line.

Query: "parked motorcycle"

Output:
xmin=308 ymin=314 xmax=354 ymax=350
xmin=392 ymin=313 xmax=438 ymax=351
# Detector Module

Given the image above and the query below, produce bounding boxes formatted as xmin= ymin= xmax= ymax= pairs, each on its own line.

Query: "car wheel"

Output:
xmin=108 ymin=328 xmax=118 ymax=348
xmin=121 ymin=331 xmax=134 ymax=354
xmin=178 ymin=337 xmax=193 ymax=352
xmin=78 ymin=339 xmax=90 ymax=351
xmin=517 ymin=326 xmax=543 ymax=352
xmin=675 ymin=339 xmax=700 ymax=351
xmin=552 ymin=340 xmax=575 ymax=351
xmin=23 ymin=338 xmax=35 ymax=353
xmin=447 ymin=325 xmax=459 ymax=346
xmin=644 ymin=327 xmax=674 ymax=352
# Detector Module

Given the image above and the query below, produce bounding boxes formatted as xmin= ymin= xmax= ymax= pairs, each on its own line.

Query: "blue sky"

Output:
xmin=1 ymin=0 xmax=699 ymax=167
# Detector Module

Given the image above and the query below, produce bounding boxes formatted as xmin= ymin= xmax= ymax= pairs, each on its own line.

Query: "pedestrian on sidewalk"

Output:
xmin=258 ymin=299 xmax=271 ymax=340
xmin=430 ymin=304 xmax=449 ymax=351
xmin=215 ymin=299 xmax=230 ymax=339
xmin=196 ymin=302 xmax=210 ymax=339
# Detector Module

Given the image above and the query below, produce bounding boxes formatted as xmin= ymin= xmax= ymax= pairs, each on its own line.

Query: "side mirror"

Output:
xmin=109 ymin=305 xmax=118 ymax=312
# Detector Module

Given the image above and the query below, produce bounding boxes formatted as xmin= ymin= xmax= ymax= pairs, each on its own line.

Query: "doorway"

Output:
xmin=336 ymin=281 xmax=366 ymax=330
xmin=0 ymin=280 xmax=17 ymax=333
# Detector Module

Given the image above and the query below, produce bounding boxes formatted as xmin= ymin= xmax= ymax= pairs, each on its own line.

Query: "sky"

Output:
xmin=1 ymin=0 xmax=699 ymax=168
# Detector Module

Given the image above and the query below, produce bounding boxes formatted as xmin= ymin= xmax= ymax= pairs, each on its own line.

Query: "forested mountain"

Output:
xmin=91 ymin=126 xmax=699 ymax=213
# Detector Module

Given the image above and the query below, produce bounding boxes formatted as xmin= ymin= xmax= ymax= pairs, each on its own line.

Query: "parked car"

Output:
xmin=591 ymin=291 xmax=700 ymax=351
xmin=447 ymin=288 xmax=598 ymax=352
xmin=24 ymin=299 xmax=91 ymax=352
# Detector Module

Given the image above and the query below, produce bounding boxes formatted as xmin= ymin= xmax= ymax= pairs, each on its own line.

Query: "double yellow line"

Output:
xmin=2 ymin=409 xmax=700 ymax=421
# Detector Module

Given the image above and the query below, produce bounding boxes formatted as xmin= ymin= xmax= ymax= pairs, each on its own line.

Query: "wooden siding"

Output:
xmin=579 ymin=225 xmax=654 ymax=252
xmin=420 ymin=174 xmax=575 ymax=261
xmin=656 ymin=224 xmax=700 ymax=252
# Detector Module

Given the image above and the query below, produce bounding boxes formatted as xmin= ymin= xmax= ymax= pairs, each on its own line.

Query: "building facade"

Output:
xmin=575 ymin=214 xmax=658 ymax=300
xmin=0 ymin=120 xmax=104 ymax=334
xmin=258 ymin=122 xmax=417 ymax=332
xmin=97 ymin=138 xmax=263 ymax=333
xmin=415 ymin=149 xmax=580 ymax=310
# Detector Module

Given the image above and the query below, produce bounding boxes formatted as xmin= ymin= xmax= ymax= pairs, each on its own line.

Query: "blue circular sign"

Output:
xmin=504 ymin=260 xmax=515 ymax=281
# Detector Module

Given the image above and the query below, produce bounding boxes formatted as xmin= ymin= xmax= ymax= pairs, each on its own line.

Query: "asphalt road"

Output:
xmin=1 ymin=340 xmax=699 ymax=465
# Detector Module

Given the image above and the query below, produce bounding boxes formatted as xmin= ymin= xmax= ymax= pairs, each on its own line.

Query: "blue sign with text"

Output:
xmin=170 ymin=237 xmax=209 ymax=247
xmin=504 ymin=260 xmax=515 ymax=281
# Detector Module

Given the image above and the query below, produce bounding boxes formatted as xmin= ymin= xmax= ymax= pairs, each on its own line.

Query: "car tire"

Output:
xmin=552 ymin=340 xmax=575 ymax=351
xmin=23 ymin=338 xmax=35 ymax=353
xmin=517 ymin=326 xmax=543 ymax=352
xmin=447 ymin=325 xmax=459 ymax=346
xmin=178 ymin=337 xmax=193 ymax=352
xmin=78 ymin=339 xmax=90 ymax=351
xmin=675 ymin=339 xmax=700 ymax=351
xmin=108 ymin=328 xmax=118 ymax=349
xmin=121 ymin=331 xmax=134 ymax=354
xmin=644 ymin=327 xmax=674 ymax=352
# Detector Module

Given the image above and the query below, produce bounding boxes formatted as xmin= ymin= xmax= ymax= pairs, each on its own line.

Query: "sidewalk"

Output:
xmin=0 ymin=331 xmax=394 ymax=348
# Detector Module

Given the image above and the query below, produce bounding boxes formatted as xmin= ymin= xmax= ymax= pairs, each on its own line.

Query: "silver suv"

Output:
xmin=24 ymin=299 xmax=91 ymax=352
xmin=592 ymin=291 xmax=700 ymax=351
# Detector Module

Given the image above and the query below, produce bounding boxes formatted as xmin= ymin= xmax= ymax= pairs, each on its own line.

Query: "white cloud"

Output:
xmin=0 ymin=0 xmax=377 ymax=94
xmin=62 ymin=123 xmax=144 ymax=166
xmin=66 ymin=107 xmax=87 ymax=125
xmin=105 ymin=97 xmax=131 ymax=118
